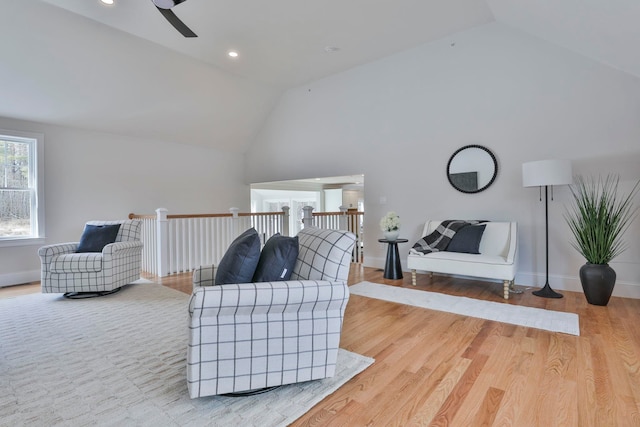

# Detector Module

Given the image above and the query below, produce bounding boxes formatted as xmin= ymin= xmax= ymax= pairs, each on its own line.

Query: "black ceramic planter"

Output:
xmin=579 ymin=263 xmax=616 ymax=306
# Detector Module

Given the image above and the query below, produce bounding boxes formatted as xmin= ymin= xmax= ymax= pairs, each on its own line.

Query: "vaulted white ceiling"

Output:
xmin=487 ymin=0 xmax=640 ymax=79
xmin=2 ymin=1 xmax=638 ymax=153
xmin=38 ymin=0 xmax=495 ymax=88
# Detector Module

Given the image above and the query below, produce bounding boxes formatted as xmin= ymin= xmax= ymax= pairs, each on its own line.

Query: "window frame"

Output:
xmin=0 ymin=129 xmax=45 ymax=247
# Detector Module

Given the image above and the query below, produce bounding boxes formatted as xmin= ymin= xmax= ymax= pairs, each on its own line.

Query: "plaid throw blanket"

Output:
xmin=410 ymin=220 xmax=486 ymax=255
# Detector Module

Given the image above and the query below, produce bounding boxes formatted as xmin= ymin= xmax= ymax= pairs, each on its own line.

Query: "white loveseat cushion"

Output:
xmin=419 ymin=251 xmax=509 ymax=265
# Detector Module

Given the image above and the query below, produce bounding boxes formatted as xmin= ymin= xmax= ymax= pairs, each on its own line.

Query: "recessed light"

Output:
xmin=100 ymin=0 xmax=114 ymax=5
xmin=324 ymin=46 xmax=340 ymax=53
xmin=228 ymin=51 xmax=239 ymax=58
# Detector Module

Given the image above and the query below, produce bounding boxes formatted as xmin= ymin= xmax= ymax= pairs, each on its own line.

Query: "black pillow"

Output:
xmin=252 ymin=234 xmax=299 ymax=282
xmin=446 ymin=224 xmax=486 ymax=254
xmin=215 ymin=228 xmax=261 ymax=285
xmin=76 ymin=224 xmax=121 ymax=253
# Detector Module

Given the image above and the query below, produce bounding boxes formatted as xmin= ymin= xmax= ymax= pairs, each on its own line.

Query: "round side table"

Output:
xmin=378 ymin=238 xmax=409 ymax=280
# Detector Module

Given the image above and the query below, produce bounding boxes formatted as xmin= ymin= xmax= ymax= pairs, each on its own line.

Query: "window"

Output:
xmin=0 ymin=130 xmax=44 ymax=245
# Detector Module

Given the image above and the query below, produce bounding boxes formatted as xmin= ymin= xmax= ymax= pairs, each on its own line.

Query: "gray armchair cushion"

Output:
xmin=76 ymin=224 xmax=121 ymax=253
xmin=291 ymin=227 xmax=356 ymax=282
xmin=86 ymin=219 xmax=141 ymax=242
xmin=51 ymin=253 xmax=103 ymax=273
xmin=193 ymin=265 xmax=216 ymax=288
xmin=252 ymin=234 xmax=298 ymax=282
xmin=215 ymin=228 xmax=261 ymax=285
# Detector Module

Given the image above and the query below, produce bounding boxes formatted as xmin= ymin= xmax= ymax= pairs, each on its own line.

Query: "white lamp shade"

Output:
xmin=522 ymin=159 xmax=572 ymax=187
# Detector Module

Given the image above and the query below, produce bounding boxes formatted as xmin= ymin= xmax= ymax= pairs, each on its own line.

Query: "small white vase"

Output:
xmin=384 ymin=230 xmax=399 ymax=241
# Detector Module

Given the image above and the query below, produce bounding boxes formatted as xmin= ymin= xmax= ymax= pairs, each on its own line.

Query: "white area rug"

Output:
xmin=0 ymin=283 xmax=373 ymax=426
xmin=350 ymin=281 xmax=580 ymax=336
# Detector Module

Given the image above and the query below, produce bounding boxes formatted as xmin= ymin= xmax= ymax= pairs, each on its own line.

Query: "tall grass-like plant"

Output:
xmin=565 ymin=175 xmax=639 ymax=265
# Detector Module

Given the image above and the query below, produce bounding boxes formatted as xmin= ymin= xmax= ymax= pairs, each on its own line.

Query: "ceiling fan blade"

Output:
xmin=156 ymin=6 xmax=197 ymax=38
xmin=152 ymin=0 xmax=187 ymax=10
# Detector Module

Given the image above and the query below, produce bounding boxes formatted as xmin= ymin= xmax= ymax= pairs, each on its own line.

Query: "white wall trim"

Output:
xmin=516 ymin=271 xmax=640 ymax=300
xmin=364 ymin=258 xmax=640 ymax=300
xmin=0 ymin=238 xmax=46 ymax=248
xmin=0 ymin=270 xmax=40 ymax=288
xmin=363 ymin=257 xmax=386 ymax=272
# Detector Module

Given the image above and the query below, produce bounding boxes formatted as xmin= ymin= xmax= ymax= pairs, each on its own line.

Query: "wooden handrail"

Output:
xmin=129 ymin=212 xmax=231 ymax=219
xmin=129 ymin=213 xmax=155 ymax=219
xmin=129 ymin=211 xmax=284 ymax=219
xmin=130 ymin=210 xmax=360 ymax=220
xmin=312 ymin=211 xmax=363 ymax=217
xmin=238 ymin=212 xmax=284 ymax=217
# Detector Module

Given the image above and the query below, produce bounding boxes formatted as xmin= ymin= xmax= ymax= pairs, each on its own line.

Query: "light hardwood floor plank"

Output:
xmin=469 ymin=387 xmax=505 ymax=427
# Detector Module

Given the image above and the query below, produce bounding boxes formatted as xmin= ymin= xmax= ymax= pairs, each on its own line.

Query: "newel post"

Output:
xmin=156 ymin=208 xmax=169 ymax=277
xmin=229 ymin=207 xmax=240 ymax=237
xmin=281 ymin=206 xmax=290 ymax=236
xmin=302 ymin=206 xmax=314 ymax=229
xmin=339 ymin=205 xmax=348 ymax=231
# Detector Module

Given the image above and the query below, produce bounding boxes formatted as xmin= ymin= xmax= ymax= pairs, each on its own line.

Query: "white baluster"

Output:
xmin=229 ymin=207 xmax=240 ymax=238
xmin=156 ymin=208 xmax=169 ymax=277
xmin=302 ymin=206 xmax=314 ymax=229
xmin=282 ymin=206 xmax=290 ymax=236
xmin=339 ymin=206 xmax=348 ymax=231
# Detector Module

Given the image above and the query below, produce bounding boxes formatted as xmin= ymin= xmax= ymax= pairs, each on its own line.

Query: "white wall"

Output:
xmin=325 ymin=189 xmax=343 ymax=211
xmin=342 ymin=189 xmax=363 ymax=210
xmin=245 ymin=22 xmax=640 ymax=298
xmin=0 ymin=117 xmax=249 ymax=287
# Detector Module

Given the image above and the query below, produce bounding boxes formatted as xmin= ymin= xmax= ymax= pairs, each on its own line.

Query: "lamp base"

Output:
xmin=532 ymin=283 xmax=563 ymax=299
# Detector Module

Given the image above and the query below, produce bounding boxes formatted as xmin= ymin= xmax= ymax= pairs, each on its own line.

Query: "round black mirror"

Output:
xmin=447 ymin=145 xmax=498 ymax=193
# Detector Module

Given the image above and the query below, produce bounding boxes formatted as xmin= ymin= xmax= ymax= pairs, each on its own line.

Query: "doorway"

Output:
xmin=250 ymin=175 xmax=364 ymax=259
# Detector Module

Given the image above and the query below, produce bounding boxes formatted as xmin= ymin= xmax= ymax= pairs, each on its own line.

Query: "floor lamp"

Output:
xmin=522 ymin=159 xmax=572 ymax=298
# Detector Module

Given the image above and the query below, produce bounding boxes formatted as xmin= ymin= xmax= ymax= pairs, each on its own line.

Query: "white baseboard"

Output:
xmin=515 ymin=272 xmax=581 ymax=293
xmin=0 ymin=270 xmax=40 ymax=288
xmin=363 ymin=257 xmax=383 ymax=269
xmin=363 ymin=259 xmax=640 ymax=300
xmin=516 ymin=271 xmax=640 ymax=300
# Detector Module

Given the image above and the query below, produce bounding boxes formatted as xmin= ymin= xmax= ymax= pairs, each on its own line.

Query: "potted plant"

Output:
xmin=380 ymin=211 xmax=401 ymax=241
xmin=565 ymin=174 xmax=639 ymax=305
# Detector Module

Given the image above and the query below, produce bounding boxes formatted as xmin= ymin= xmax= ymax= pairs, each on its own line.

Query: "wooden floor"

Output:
xmin=4 ymin=267 xmax=640 ymax=426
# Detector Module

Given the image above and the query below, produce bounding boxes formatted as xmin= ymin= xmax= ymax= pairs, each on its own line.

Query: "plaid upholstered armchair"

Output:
xmin=187 ymin=227 xmax=356 ymax=398
xmin=38 ymin=220 xmax=143 ymax=298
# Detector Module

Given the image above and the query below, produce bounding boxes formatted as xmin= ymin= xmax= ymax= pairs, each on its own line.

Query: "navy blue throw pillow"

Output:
xmin=76 ymin=224 xmax=121 ymax=253
xmin=253 ymin=234 xmax=299 ymax=282
xmin=215 ymin=228 xmax=261 ymax=285
xmin=446 ymin=224 xmax=486 ymax=254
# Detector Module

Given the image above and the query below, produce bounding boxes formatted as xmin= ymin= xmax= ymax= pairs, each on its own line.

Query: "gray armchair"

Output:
xmin=38 ymin=220 xmax=143 ymax=297
xmin=187 ymin=227 xmax=356 ymax=398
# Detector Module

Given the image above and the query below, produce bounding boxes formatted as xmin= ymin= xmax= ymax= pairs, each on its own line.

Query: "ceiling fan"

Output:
xmin=152 ymin=0 xmax=197 ymax=38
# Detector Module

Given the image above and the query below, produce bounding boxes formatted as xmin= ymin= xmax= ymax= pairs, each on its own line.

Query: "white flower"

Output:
xmin=380 ymin=211 xmax=400 ymax=232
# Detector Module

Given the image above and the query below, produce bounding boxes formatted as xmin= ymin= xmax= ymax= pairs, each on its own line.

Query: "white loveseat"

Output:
xmin=407 ymin=220 xmax=518 ymax=299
